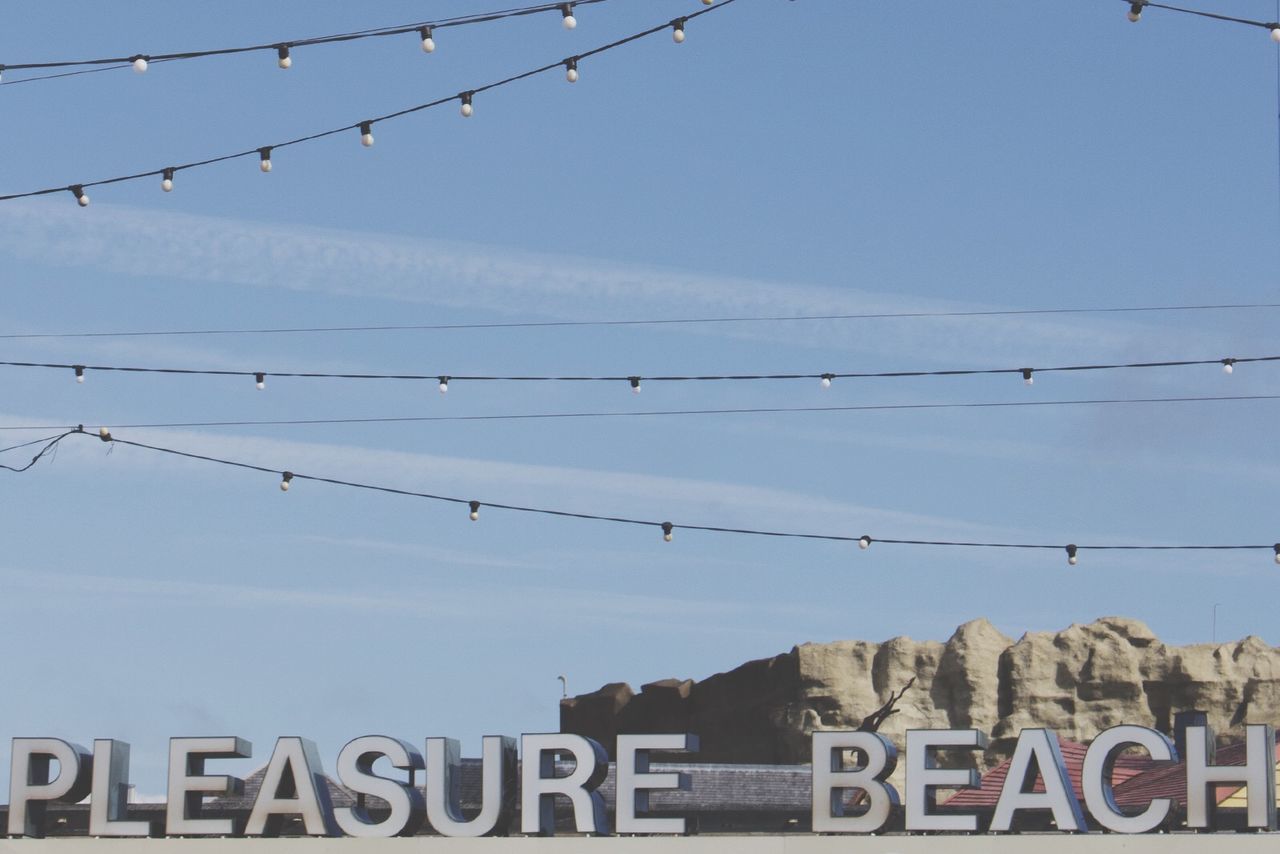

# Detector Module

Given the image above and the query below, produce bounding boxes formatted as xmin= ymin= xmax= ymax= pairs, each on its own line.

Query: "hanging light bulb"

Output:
xmin=160 ymin=168 xmax=175 ymax=192
xmin=258 ymin=147 xmax=273 ymax=172
xmin=469 ymin=500 xmax=481 ymax=521
xmin=1066 ymin=544 xmax=1078 ymax=566
xmin=460 ymin=92 xmax=474 ymax=117
xmin=0 ymin=65 xmax=6 ymax=84
xmin=629 ymin=376 xmax=642 ymax=394
xmin=560 ymin=4 xmax=577 ymax=29
xmin=661 ymin=522 xmax=674 ymax=542
xmin=98 ymin=426 xmax=113 ymax=442
xmin=74 ymin=365 xmax=86 ymax=384
xmin=276 ymin=45 xmax=292 ymax=69
xmin=858 ymin=535 xmax=872 ymax=550
xmin=419 ymin=26 xmax=436 ymax=53
xmin=565 ymin=58 xmax=579 ymax=83
xmin=255 ymin=372 xmax=266 ymax=390
xmin=1127 ymin=2 xmax=1144 ymax=22
xmin=1274 ymin=544 xmax=1280 ymax=565
xmin=69 ymin=185 xmax=89 ymax=207
xmin=359 ymin=121 xmax=375 ymax=148
xmin=672 ymin=18 xmax=687 ymax=43
xmin=438 ymin=376 xmax=449 ymax=394
xmin=1272 ymin=26 xmax=1280 ymax=43
xmin=131 ymin=55 xmax=149 ymax=73
xmin=280 ymin=471 xmax=294 ymax=492
xmin=1221 ymin=358 xmax=1236 ymax=375
xmin=703 ymin=0 xmax=714 ymax=4
xmin=820 ymin=373 xmax=834 ymax=389
xmin=1021 ymin=368 xmax=1034 ymax=386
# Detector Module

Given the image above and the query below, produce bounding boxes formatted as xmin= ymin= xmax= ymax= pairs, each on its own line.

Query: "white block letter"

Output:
xmin=616 ymin=733 xmax=698 ymax=834
xmin=1185 ymin=723 xmax=1276 ymax=830
xmin=811 ymin=730 xmax=899 ymax=833
xmin=520 ymin=733 xmax=608 ymax=836
xmin=165 ymin=736 xmax=251 ymax=836
xmin=426 ymin=736 xmax=516 ymax=837
xmin=990 ymin=728 xmax=1085 ymax=832
xmin=244 ymin=737 xmax=336 ymax=836
xmin=89 ymin=740 xmax=152 ymax=837
xmin=905 ymin=729 xmax=985 ymax=832
xmin=1082 ymin=725 xmax=1175 ymax=833
xmin=9 ymin=738 xmax=93 ymax=837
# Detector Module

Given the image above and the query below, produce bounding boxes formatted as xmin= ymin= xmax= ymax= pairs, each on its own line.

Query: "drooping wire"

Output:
xmin=0 ymin=353 xmax=1273 ymax=388
xmin=1121 ymin=0 xmax=1280 ymax=33
xmin=5 ymin=428 xmax=1272 ymax=561
xmin=0 ymin=0 xmax=738 ymax=202
xmin=0 ymin=430 xmax=78 ymax=472
xmin=0 ymin=0 xmax=613 ymax=83
xmin=1 ymin=393 xmax=1277 ymax=433
xmin=3 ymin=302 xmax=1279 ymax=340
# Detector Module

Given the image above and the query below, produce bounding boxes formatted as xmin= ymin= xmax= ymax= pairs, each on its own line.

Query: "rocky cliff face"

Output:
xmin=560 ymin=617 xmax=1280 ymax=769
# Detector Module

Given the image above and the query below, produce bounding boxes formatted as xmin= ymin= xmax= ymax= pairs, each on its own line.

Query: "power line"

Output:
xmin=1 ymin=393 xmax=1277 ymax=433
xmin=5 ymin=428 xmax=1275 ymax=565
xmin=0 ymin=0 xmax=613 ymax=84
xmin=1122 ymin=0 xmax=1280 ymax=35
xmin=0 ymin=1 xmax=736 ymax=204
xmin=3 ymin=302 xmax=1280 ymax=340
xmin=0 ymin=354 xmax=1273 ymax=390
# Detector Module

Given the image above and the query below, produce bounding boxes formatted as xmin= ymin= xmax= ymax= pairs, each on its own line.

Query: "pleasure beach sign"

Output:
xmin=5 ymin=724 xmax=1276 ymax=838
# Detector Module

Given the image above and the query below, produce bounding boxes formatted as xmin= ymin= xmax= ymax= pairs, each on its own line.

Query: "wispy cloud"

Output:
xmin=1 ymin=200 xmax=1245 ymax=367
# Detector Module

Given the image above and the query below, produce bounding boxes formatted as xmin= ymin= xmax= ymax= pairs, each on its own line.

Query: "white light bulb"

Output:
xmin=673 ymin=26 xmax=686 ymax=43
xmin=259 ymin=149 xmax=273 ymax=173
xmin=260 ymin=159 xmax=271 ymax=173
xmin=277 ymin=46 xmax=292 ymax=69
xmin=280 ymin=472 xmax=293 ymax=492
xmin=566 ymin=62 xmax=579 ymax=83
xmin=1222 ymin=360 xmax=1235 ymax=375
xmin=161 ymin=177 xmax=173 ymax=192
xmin=858 ymin=536 xmax=871 ymax=550
xmin=1068 ymin=555 xmax=1078 ymax=566
xmin=439 ymin=377 xmax=449 ymax=394
xmin=1127 ymin=3 xmax=1142 ymax=22
xmin=664 ymin=531 xmax=673 ymax=542
xmin=630 ymin=377 xmax=642 ymax=394
xmin=703 ymin=0 xmax=714 ymax=5
xmin=132 ymin=57 xmax=148 ymax=73
xmin=360 ymin=122 xmax=374 ymax=147
xmin=77 ymin=192 xmax=90 ymax=207
xmin=662 ymin=523 xmax=674 ymax=542
xmin=1274 ymin=545 xmax=1280 ymax=565
xmin=563 ymin=14 xmax=576 ymax=29
xmin=470 ymin=501 xmax=481 ymax=522
xmin=255 ymin=372 xmax=266 ymax=391
xmin=420 ymin=27 xmax=436 ymax=52
xmin=1022 ymin=369 xmax=1034 ymax=385
xmin=98 ymin=426 xmax=111 ymax=441
xmin=1272 ymin=27 xmax=1280 ymax=43
xmin=75 ymin=367 xmax=85 ymax=383
xmin=820 ymin=375 xmax=832 ymax=389
xmin=1066 ymin=545 xmax=1078 ymax=566
xmin=461 ymin=101 xmax=473 ymax=117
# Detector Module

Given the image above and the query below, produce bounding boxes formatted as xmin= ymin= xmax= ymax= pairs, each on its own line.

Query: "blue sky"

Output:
xmin=1 ymin=0 xmax=1278 ymax=793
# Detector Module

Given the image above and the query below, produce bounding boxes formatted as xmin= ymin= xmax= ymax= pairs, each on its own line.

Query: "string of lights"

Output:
xmin=1 ymin=393 xmax=1277 ymax=433
xmin=0 ymin=0 xmax=619 ymax=84
xmin=1121 ymin=0 xmax=1280 ymax=39
xmin=3 ymin=301 xmax=1279 ymax=340
xmin=0 ymin=0 xmax=735 ymax=205
xmin=3 ymin=427 xmax=1274 ymax=565
xmin=0 ymin=354 xmax=1273 ymax=392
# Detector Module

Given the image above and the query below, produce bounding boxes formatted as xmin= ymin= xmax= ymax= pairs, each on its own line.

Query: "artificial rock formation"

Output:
xmin=560 ymin=617 xmax=1280 ymax=770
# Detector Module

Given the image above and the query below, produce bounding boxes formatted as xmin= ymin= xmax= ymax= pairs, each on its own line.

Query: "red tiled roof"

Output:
xmin=1111 ymin=740 xmax=1279 ymax=808
xmin=944 ymin=736 xmax=1153 ymax=808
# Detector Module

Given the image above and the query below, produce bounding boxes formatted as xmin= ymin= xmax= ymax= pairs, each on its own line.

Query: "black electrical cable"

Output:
xmin=0 ymin=354 xmax=1273 ymax=386
xmin=2 ymin=393 xmax=1279 ymax=433
xmin=0 ymin=0 xmax=613 ymax=80
xmin=6 ymin=428 xmax=1272 ymax=559
xmin=1127 ymin=0 xmax=1280 ymax=31
xmin=3 ymin=302 xmax=1279 ymax=340
xmin=0 ymin=1 xmax=737 ymax=202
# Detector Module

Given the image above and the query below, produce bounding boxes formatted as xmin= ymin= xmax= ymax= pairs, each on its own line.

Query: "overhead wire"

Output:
xmin=0 ymin=353 xmax=1274 ymax=388
xmin=2 ymin=428 xmax=1274 ymax=563
xmin=0 ymin=0 xmax=737 ymax=202
xmin=3 ymin=302 xmax=1280 ymax=340
xmin=1122 ymin=0 xmax=1280 ymax=33
xmin=1 ymin=393 xmax=1278 ymax=433
xmin=0 ymin=0 xmax=614 ymax=83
